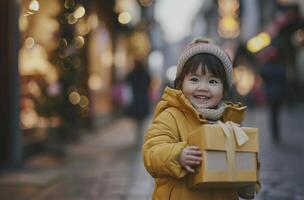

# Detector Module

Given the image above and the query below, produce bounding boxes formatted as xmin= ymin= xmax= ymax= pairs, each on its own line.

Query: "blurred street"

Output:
xmin=0 ymin=117 xmax=153 ymax=200
xmin=0 ymin=106 xmax=304 ymax=200
xmin=1 ymin=0 xmax=303 ymax=200
xmin=244 ymin=106 xmax=304 ymax=200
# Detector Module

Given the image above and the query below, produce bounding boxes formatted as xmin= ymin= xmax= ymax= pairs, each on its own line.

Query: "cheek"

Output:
xmin=210 ymin=85 xmax=224 ymax=97
xmin=182 ymin=85 xmax=191 ymax=95
xmin=182 ymin=83 xmax=195 ymax=97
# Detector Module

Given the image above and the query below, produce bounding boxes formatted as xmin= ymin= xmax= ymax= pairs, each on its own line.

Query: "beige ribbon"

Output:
xmin=217 ymin=121 xmax=249 ymax=181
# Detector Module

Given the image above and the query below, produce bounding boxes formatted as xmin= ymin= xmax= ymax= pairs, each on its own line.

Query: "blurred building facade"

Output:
xmin=0 ymin=0 xmax=157 ymax=169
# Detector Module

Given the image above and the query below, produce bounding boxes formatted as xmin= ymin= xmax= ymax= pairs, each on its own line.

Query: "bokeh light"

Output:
xmin=29 ymin=0 xmax=39 ymax=11
xmin=118 ymin=12 xmax=132 ymax=24
xmin=247 ymin=32 xmax=271 ymax=53
xmin=166 ymin=65 xmax=177 ymax=82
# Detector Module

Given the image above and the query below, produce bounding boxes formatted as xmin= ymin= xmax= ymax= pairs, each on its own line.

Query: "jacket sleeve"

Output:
xmin=142 ymin=109 xmax=187 ymax=179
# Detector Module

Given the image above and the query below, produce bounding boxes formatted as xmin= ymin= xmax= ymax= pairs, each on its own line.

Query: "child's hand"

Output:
xmin=178 ymin=145 xmax=202 ymax=173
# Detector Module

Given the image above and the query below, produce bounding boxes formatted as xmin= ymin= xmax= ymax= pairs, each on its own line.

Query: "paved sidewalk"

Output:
xmin=0 ymin=118 xmax=154 ymax=200
xmin=244 ymin=106 xmax=304 ymax=200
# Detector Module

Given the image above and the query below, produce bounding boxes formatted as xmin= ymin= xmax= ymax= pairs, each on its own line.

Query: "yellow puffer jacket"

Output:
xmin=142 ymin=87 xmax=247 ymax=200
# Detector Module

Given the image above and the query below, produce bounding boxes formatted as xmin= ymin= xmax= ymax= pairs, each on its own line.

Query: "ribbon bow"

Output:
xmin=217 ymin=120 xmax=249 ymax=147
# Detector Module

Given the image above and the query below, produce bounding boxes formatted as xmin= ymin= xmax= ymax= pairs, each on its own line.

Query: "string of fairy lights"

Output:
xmin=20 ymin=0 xmax=92 ymax=130
xmin=20 ymin=0 xmax=154 ymax=131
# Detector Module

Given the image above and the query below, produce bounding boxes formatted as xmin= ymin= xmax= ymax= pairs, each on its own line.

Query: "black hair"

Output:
xmin=174 ymin=53 xmax=228 ymax=93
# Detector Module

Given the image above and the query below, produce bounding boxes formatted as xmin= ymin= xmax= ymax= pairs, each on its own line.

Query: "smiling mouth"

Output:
xmin=194 ymin=95 xmax=210 ymax=100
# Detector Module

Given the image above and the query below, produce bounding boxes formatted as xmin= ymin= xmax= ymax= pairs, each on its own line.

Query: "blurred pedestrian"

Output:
xmin=142 ymin=38 xmax=259 ymax=200
xmin=125 ymin=58 xmax=151 ymax=148
xmin=260 ymin=46 xmax=286 ymax=142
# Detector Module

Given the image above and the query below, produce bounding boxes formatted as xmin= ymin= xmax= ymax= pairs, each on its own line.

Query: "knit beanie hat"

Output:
xmin=176 ymin=38 xmax=233 ymax=89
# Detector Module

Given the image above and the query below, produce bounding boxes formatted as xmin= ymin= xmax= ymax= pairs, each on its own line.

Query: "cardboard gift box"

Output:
xmin=188 ymin=122 xmax=259 ymax=188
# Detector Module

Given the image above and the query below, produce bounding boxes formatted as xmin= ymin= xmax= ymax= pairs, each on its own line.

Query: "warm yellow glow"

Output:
xmin=247 ymin=32 xmax=271 ymax=53
xmin=87 ymin=14 xmax=99 ymax=29
xmin=218 ymin=0 xmax=239 ymax=14
xmin=233 ymin=65 xmax=255 ymax=96
xmin=29 ymin=0 xmax=40 ymax=11
xmin=24 ymin=11 xmax=35 ymax=17
xmin=88 ymin=74 xmax=103 ymax=91
xmin=28 ymin=81 xmax=41 ymax=97
xmin=21 ymin=107 xmax=39 ymax=129
xmin=74 ymin=36 xmax=85 ymax=49
xmin=79 ymin=95 xmax=89 ymax=108
xmin=218 ymin=16 xmax=240 ymax=38
xmin=42 ymin=0 xmax=61 ymax=16
xmin=219 ymin=16 xmax=239 ymax=30
xmin=73 ymin=6 xmax=86 ymax=19
xmin=114 ymin=52 xmax=127 ymax=69
xmin=19 ymin=45 xmax=58 ymax=84
xmin=19 ymin=16 xmax=29 ymax=32
xmin=69 ymin=91 xmax=81 ymax=105
xmin=118 ymin=12 xmax=132 ymax=24
xmin=76 ymin=19 xmax=90 ymax=35
xmin=31 ymin=15 xmax=60 ymax=52
xmin=25 ymin=37 xmax=35 ymax=49
xmin=114 ymin=37 xmax=127 ymax=69
xmin=217 ymin=0 xmax=239 ymax=39
xmin=130 ymin=31 xmax=151 ymax=60
xmin=49 ymin=20 xmax=60 ymax=32
xmin=114 ymin=0 xmax=131 ymax=13
xmin=100 ymin=51 xmax=113 ymax=68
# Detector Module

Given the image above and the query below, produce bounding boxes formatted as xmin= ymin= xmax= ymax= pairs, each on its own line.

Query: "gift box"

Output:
xmin=188 ymin=122 xmax=259 ymax=188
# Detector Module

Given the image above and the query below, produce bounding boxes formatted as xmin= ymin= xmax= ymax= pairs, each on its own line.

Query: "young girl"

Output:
xmin=142 ymin=38 xmax=258 ymax=199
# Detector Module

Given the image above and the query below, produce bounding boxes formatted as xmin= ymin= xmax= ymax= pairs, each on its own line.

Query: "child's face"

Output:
xmin=182 ymin=64 xmax=224 ymax=109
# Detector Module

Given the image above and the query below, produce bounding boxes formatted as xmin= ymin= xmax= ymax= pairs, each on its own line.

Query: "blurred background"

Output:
xmin=0 ymin=0 xmax=304 ymax=199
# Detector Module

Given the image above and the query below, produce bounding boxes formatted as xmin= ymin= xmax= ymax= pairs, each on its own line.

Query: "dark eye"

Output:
xmin=190 ymin=77 xmax=199 ymax=82
xmin=209 ymin=79 xmax=219 ymax=84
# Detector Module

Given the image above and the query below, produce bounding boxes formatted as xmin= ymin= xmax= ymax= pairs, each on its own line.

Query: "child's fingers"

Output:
xmin=185 ymin=146 xmax=201 ymax=153
xmin=186 ymin=155 xmax=202 ymax=161
xmin=186 ymin=145 xmax=200 ymax=150
xmin=186 ymin=159 xmax=201 ymax=165
xmin=185 ymin=165 xmax=195 ymax=173
xmin=186 ymin=156 xmax=202 ymax=165
xmin=185 ymin=150 xmax=202 ymax=158
xmin=186 ymin=149 xmax=202 ymax=156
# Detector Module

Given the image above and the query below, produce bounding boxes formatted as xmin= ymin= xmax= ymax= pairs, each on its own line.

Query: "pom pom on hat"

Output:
xmin=176 ymin=38 xmax=233 ymax=89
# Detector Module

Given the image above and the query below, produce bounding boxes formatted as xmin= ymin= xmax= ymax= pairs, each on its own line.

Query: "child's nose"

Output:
xmin=197 ymin=81 xmax=208 ymax=91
